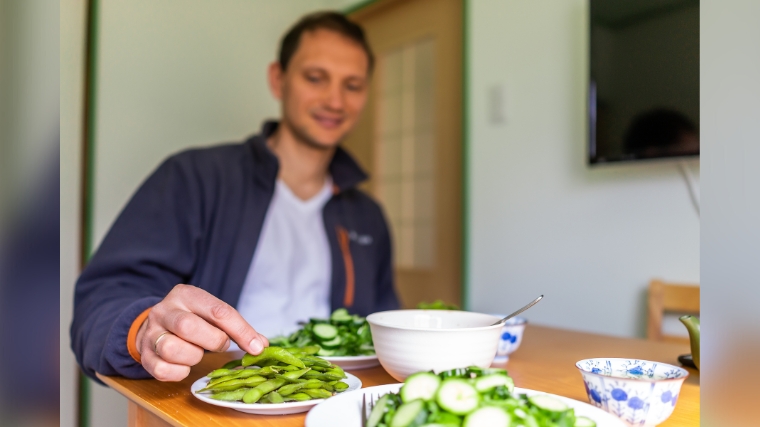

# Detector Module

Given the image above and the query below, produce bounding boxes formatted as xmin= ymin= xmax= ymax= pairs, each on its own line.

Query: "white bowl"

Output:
xmin=576 ymin=358 xmax=689 ymax=426
xmin=366 ymin=310 xmax=503 ymax=381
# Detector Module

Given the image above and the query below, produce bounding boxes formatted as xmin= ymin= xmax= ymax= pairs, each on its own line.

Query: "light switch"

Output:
xmin=489 ymin=84 xmax=507 ymax=124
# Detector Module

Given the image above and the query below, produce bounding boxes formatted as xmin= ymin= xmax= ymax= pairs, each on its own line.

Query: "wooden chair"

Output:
xmin=647 ymin=279 xmax=700 ymax=344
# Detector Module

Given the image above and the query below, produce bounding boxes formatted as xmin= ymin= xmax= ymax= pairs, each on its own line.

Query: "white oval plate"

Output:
xmin=191 ymin=372 xmax=362 ymax=415
xmin=322 ymin=354 xmax=380 ymax=370
xmin=305 ymin=384 xmax=628 ymax=427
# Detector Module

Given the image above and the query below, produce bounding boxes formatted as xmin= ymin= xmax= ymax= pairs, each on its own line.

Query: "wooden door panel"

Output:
xmin=347 ymin=0 xmax=462 ymax=309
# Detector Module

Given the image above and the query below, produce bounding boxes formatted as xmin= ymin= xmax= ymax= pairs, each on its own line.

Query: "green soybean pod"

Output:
xmin=209 ymin=387 xmax=251 ymax=401
xmin=302 ymin=379 xmax=325 ymax=389
xmin=333 ymin=381 xmax=349 ymax=392
xmin=274 ymin=374 xmax=307 ymax=384
xmin=207 ymin=368 xmax=264 ymax=388
xmin=282 ymin=367 xmax=311 ymax=379
xmin=207 ymin=368 xmax=236 ymax=379
xmin=242 ymin=347 xmax=306 ymax=369
xmin=267 ymin=392 xmax=284 ymax=404
xmin=221 ymin=359 xmax=243 ymax=370
xmin=322 ymin=373 xmax=344 ymax=381
xmin=242 ymin=379 xmax=286 ymax=404
xmin=328 ymin=365 xmax=346 ymax=377
xmin=302 ymin=388 xmax=332 ymax=399
xmin=289 ymin=393 xmax=312 ymax=402
xmin=289 ymin=345 xmax=320 ymax=355
xmin=299 ymin=356 xmax=331 ymax=368
xmin=277 ymin=382 xmax=306 ymax=396
xmin=204 ymin=375 xmax=268 ymax=393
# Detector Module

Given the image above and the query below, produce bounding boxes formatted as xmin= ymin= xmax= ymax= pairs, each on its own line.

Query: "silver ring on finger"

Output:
xmin=153 ymin=331 xmax=173 ymax=357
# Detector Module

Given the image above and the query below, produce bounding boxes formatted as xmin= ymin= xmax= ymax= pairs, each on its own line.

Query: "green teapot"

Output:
xmin=679 ymin=315 xmax=700 ymax=370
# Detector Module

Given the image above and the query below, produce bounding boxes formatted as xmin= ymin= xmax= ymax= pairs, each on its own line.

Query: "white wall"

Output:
xmin=466 ymin=0 xmax=699 ymax=338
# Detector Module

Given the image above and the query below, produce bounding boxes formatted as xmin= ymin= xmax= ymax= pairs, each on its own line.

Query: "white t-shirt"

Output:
xmin=234 ymin=178 xmax=334 ymax=342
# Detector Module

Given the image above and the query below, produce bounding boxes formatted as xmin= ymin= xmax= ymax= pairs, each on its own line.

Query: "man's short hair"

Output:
xmin=279 ymin=11 xmax=375 ymax=74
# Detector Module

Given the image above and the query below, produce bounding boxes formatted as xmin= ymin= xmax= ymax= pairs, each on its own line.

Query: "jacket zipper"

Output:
xmin=336 ymin=226 xmax=355 ymax=307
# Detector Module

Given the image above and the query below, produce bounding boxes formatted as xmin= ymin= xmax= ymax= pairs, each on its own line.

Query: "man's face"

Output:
xmin=270 ymin=29 xmax=370 ymax=149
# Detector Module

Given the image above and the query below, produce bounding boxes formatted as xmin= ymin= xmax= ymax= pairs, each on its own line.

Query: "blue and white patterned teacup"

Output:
xmin=489 ymin=315 xmax=527 ymax=363
xmin=576 ymin=358 xmax=689 ymax=426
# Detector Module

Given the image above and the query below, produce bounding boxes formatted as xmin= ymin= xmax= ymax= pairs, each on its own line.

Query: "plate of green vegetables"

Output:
xmin=270 ymin=308 xmax=380 ymax=370
xmin=192 ymin=346 xmax=361 ymax=415
xmin=305 ymin=366 xmax=626 ymax=427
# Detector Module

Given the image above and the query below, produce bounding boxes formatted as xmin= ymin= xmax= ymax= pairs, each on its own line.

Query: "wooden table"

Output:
xmin=99 ymin=325 xmax=699 ymax=427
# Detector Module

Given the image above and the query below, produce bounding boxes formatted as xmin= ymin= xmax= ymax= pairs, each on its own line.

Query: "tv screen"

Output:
xmin=589 ymin=0 xmax=699 ymax=164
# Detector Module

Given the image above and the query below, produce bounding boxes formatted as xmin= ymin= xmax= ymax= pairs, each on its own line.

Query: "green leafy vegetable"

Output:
xmin=416 ymin=300 xmax=460 ymax=310
xmin=366 ymin=366 xmax=595 ymax=427
xmin=269 ymin=308 xmax=375 ymax=357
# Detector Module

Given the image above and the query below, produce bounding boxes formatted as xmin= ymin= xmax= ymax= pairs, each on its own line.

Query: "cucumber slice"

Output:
xmin=366 ymin=394 xmax=392 ymax=427
xmin=401 ymin=372 xmax=442 ymax=402
xmin=316 ymin=347 xmax=335 ymax=357
xmin=435 ymin=379 xmax=480 ymax=415
xmin=474 ymin=374 xmax=514 ymax=392
xmin=463 ymin=406 xmax=510 ymax=427
xmin=313 ymin=324 xmax=338 ymax=341
xmin=390 ymin=399 xmax=428 ymax=427
xmin=574 ymin=416 xmax=597 ymax=427
xmin=330 ymin=308 xmax=352 ymax=322
xmin=528 ymin=394 xmax=570 ymax=413
xmin=320 ymin=335 xmax=343 ymax=348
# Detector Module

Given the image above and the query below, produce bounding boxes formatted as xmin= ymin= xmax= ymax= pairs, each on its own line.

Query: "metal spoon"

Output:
xmin=490 ymin=295 xmax=544 ymax=326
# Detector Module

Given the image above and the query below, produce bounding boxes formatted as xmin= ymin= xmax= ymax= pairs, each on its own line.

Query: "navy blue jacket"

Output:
xmin=71 ymin=122 xmax=399 ymax=381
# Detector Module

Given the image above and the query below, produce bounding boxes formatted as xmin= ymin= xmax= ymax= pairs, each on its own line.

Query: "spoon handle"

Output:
xmin=491 ymin=295 xmax=544 ymax=326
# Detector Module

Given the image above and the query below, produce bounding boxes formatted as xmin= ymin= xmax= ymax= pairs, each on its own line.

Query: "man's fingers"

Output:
xmin=161 ymin=309 xmax=230 ymax=352
xmin=171 ymin=285 xmax=267 ymax=355
xmin=141 ymin=347 xmax=191 ymax=382
xmin=152 ymin=332 xmax=205 ymax=366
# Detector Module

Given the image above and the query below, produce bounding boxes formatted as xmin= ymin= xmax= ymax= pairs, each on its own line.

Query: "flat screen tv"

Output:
xmin=589 ymin=0 xmax=699 ymax=164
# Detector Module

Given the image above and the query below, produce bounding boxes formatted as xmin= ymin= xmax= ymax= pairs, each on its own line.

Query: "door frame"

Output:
xmin=344 ymin=0 xmax=471 ymax=309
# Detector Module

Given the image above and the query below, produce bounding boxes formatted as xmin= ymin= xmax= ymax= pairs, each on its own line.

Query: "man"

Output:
xmin=71 ymin=11 xmax=399 ymax=383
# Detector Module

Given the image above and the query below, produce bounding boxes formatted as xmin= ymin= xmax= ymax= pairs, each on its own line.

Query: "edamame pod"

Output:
xmin=274 ymin=374 xmax=307 ymax=384
xmin=207 ymin=368 xmax=267 ymax=388
xmin=333 ymin=381 xmax=349 ymax=391
xmin=242 ymin=379 xmax=286 ymax=404
xmin=209 ymin=388 xmax=251 ymax=401
xmin=207 ymin=368 xmax=237 ymax=379
xmin=202 ymin=375 xmax=267 ymax=393
xmin=299 ymin=355 xmax=332 ymax=368
xmin=285 ymin=345 xmax=320 ymax=355
xmin=267 ymin=392 xmax=284 ymax=403
xmin=242 ymin=347 xmax=306 ymax=369
xmin=277 ymin=382 xmax=306 ymax=396
xmin=302 ymin=379 xmax=328 ymax=389
xmin=289 ymin=392 xmax=312 ymax=401
xmin=302 ymin=388 xmax=332 ymax=399
xmin=221 ymin=359 xmax=242 ymax=370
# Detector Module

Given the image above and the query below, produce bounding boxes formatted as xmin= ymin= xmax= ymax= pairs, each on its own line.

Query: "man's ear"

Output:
xmin=267 ymin=62 xmax=284 ymax=101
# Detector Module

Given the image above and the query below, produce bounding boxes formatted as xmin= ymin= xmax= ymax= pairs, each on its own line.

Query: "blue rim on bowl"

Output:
xmin=576 ymin=358 xmax=689 ymax=382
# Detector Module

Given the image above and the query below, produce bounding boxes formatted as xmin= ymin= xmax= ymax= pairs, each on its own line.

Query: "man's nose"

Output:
xmin=323 ymin=83 xmax=345 ymax=111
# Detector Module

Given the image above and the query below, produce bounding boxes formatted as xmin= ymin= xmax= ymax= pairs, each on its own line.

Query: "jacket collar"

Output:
xmin=248 ymin=121 xmax=368 ymax=194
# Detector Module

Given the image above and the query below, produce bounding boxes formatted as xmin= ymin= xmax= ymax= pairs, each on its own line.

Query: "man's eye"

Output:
xmin=306 ymin=75 xmax=322 ymax=83
xmin=346 ymin=84 xmax=363 ymax=92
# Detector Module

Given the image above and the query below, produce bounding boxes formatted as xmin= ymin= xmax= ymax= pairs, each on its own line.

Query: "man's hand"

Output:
xmin=135 ymin=284 xmax=269 ymax=381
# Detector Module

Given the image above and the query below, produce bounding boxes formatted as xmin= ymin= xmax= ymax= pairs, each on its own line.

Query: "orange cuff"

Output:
xmin=127 ymin=307 xmax=152 ymax=364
